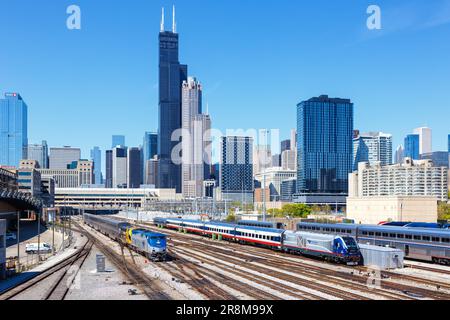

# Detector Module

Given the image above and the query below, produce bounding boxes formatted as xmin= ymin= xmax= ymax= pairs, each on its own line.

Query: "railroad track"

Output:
xmin=110 ymin=218 xmax=450 ymax=300
xmin=0 ymin=239 xmax=93 ymax=300
xmin=187 ymin=239 xmax=450 ymax=300
xmin=404 ymin=264 xmax=450 ymax=276
xmin=74 ymin=222 xmax=170 ymax=300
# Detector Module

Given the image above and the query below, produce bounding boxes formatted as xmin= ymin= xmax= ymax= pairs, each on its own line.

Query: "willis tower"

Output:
xmin=158 ymin=6 xmax=187 ymax=192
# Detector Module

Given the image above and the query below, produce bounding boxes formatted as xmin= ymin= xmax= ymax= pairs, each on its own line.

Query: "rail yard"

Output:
xmin=1 ymin=213 xmax=449 ymax=301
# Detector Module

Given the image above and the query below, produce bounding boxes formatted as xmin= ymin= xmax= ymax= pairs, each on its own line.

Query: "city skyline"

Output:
xmin=1 ymin=1 xmax=450 ymax=161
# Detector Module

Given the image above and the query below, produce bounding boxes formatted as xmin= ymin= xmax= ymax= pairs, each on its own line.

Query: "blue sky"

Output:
xmin=1 ymin=0 xmax=449 ymax=163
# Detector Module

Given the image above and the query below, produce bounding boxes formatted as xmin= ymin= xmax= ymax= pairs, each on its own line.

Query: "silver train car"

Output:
xmin=297 ymin=222 xmax=450 ymax=265
xmin=83 ymin=213 xmax=131 ymax=241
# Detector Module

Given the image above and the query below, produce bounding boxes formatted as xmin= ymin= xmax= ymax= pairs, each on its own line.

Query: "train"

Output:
xmin=237 ymin=220 xmax=285 ymax=230
xmin=297 ymin=222 xmax=450 ymax=265
xmin=153 ymin=218 xmax=362 ymax=265
xmin=83 ymin=213 xmax=167 ymax=261
xmin=379 ymin=221 xmax=450 ymax=229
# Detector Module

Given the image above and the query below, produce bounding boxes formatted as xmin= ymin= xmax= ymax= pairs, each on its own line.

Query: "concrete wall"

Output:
xmin=346 ymin=196 xmax=438 ymax=225
xmin=0 ymin=219 xmax=6 ymax=279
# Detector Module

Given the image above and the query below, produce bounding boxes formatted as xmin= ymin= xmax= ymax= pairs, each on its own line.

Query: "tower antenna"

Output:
xmin=172 ymin=5 xmax=177 ymax=33
xmin=160 ymin=7 xmax=165 ymax=32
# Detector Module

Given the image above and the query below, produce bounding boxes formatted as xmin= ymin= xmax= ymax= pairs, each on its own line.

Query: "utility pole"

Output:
xmin=52 ymin=209 xmax=55 ymax=255
xmin=37 ymin=210 xmax=41 ymax=263
xmin=16 ymin=211 xmax=20 ymax=273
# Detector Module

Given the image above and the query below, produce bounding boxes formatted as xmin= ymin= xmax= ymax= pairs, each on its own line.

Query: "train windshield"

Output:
xmin=342 ymin=237 xmax=359 ymax=250
xmin=149 ymin=236 xmax=167 ymax=247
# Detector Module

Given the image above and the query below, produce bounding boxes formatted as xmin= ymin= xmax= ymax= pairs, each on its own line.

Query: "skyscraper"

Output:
xmin=112 ymin=147 xmax=127 ymax=188
xmin=105 ymin=150 xmax=113 ymax=188
xmin=220 ymin=136 xmax=254 ymax=203
xmin=27 ymin=141 xmax=49 ymax=168
xmin=404 ymin=134 xmax=420 ymax=160
xmin=142 ymin=132 xmax=158 ymax=178
xmin=0 ymin=93 xmax=28 ymax=167
xmin=395 ymin=145 xmax=404 ymax=164
xmin=49 ymin=147 xmax=81 ymax=169
xmin=413 ymin=127 xmax=432 ymax=155
xmin=281 ymin=140 xmax=291 ymax=153
xmin=180 ymin=77 xmax=212 ymax=198
xmin=112 ymin=135 xmax=126 ymax=148
xmin=297 ymin=95 xmax=353 ymax=194
xmin=127 ymin=147 xmax=142 ymax=188
xmin=158 ymin=6 xmax=188 ymax=193
xmin=353 ymin=132 xmax=392 ymax=170
xmin=90 ymin=146 xmax=103 ymax=185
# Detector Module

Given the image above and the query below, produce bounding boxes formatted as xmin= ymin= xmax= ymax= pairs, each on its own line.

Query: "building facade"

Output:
xmin=49 ymin=147 xmax=81 ymax=170
xmin=349 ymin=159 xmax=448 ymax=202
xmin=420 ymin=152 xmax=449 ymax=168
xmin=254 ymin=167 xmax=296 ymax=202
xmin=127 ymin=147 xmax=142 ymax=188
xmin=18 ymin=160 xmax=41 ymax=197
xmin=404 ymin=134 xmax=420 ymax=160
xmin=105 ymin=150 xmax=113 ymax=188
xmin=353 ymin=132 xmax=392 ymax=170
xmin=158 ymin=8 xmax=188 ymax=193
xmin=0 ymin=93 xmax=28 ymax=167
xmin=145 ymin=157 xmax=159 ymax=186
xmin=413 ymin=127 xmax=432 ymax=155
xmin=280 ymin=178 xmax=297 ymax=202
xmin=281 ymin=149 xmax=297 ymax=171
xmin=297 ymin=95 xmax=353 ymax=195
xmin=220 ymin=136 xmax=254 ymax=203
xmin=395 ymin=145 xmax=404 ymax=164
xmin=142 ymin=132 xmax=158 ymax=180
xmin=27 ymin=141 xmax=49 ymax=169
xmin=90 ymin=146 xmax=103 ymax=185
xmin=112 ymin=147 xmax=127 ymax=188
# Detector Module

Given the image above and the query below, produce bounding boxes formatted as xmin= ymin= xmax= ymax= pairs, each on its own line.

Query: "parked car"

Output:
xmin=25 ymin=243 xmax=52 ymax=254
xmin=6 ymin=232 xmax=17 ymax=241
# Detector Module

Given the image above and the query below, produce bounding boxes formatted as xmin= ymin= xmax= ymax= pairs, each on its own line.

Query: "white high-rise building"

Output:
xmin=413 ymin=127 xmax=432 ymax=155
xmin=353 ymin=132 xmax=392 ymax=171
xmin=181 ymin=77 xmax=211 ymax=198
xmin=395 ymin=145 xmax=404 ymax=164
xmin=281 ymin=149 xmax=297 ymax=171
xmin=290 ymin=129 xmax=297 ymax=151
xmin=27 ymin=141 xmax=49 ymax=168
xmin=349 ymin=158 xmax=448 ymax=201
xmin=112 ymin=147 xmax=127 ymax=188
xmin=49 ymin=147 xmax=81 ymax=170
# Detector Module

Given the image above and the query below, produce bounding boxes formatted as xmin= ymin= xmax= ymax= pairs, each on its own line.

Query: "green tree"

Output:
xmin=438 ymin=202 xmax=450 ymax=222
xmin=281 ymin=203 xmax=312 ymax=218
xmin=225 ymin=213 xmax=237 ymax=223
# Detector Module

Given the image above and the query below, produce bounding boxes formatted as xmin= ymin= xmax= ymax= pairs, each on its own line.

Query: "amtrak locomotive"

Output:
xmin=83 ymin=213 xmax=167 ymax=261
xmin=154 ymin=218 xmax=362 ymax=265
xmin=297 ymin=222 xmax=450 ymax=265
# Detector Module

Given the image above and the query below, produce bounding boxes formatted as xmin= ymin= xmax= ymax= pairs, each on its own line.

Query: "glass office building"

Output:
xmin=404 ymin=134 xmax=420 ymax=160
xmin=0 ymin=93 xmax=28 ymax=167
xmin=90 ymin=146 xmax=103 ymax=185
xmin=158 ymin=23 xmax=188 ymax=192
xmin=142 ymin=132 xmax=158 ymax=178
xmin=220 ymin=136 xmax=254 ymax=203
xmin=296 ymin=95 xmax=353 ymax=194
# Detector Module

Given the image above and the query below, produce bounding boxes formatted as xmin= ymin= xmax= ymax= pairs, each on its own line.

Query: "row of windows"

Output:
xmin=298 ymin=225 xmax=353 ymax=234
xmin=237 ymin=232 xmax=280 ymax=242
xmin=361 ymin=231 xmax=450 ymax=243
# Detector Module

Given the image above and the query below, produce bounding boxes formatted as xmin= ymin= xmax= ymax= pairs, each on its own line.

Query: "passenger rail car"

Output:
xmin=83 ymin=213 xmax=130 ymax=241
xmin=154 ymin=218 xmax=362 ymax=265
xmin=297 ymin=222 xmax=450 ymax=265
xmin=84 ymin=214 xmax=167 ymax=262
xmin=237 ymin=220 xmax=285 ymax=230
